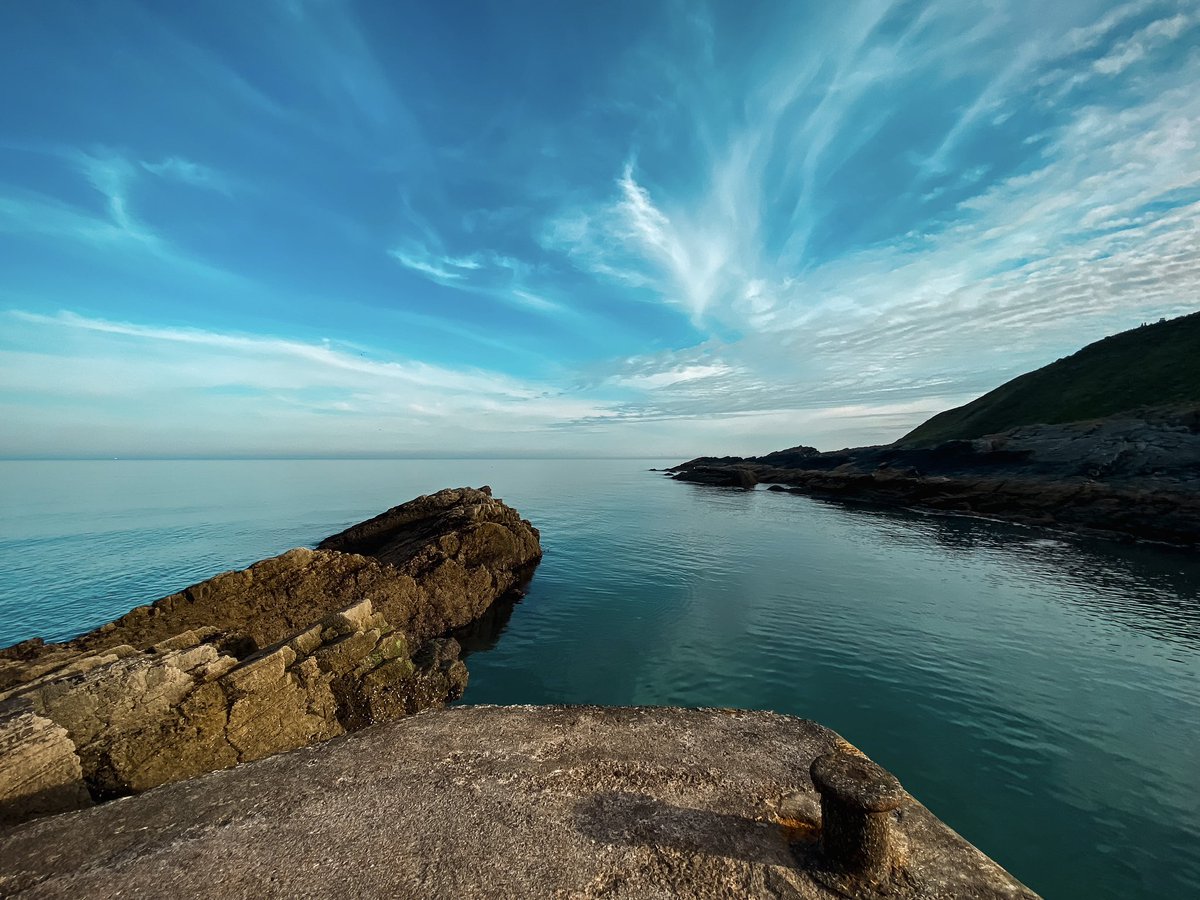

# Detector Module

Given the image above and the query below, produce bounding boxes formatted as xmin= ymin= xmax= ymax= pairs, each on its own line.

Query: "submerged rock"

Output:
xmin=0 ymin=487 xmax=540 ymax=824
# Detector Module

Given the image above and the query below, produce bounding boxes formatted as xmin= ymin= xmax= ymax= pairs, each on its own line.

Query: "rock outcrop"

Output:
xmin=0 ymin=705 xmax=1040 ymax=899
xmin=669 ymin=406 xmax=1200 ymax=547
xmin=0 ymin=487 xmax=541 ymax=826
xmin=0 ymin=703 xmax=90 ymax=828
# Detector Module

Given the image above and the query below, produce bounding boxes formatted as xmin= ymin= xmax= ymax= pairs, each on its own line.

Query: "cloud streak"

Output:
xmin=388 ymin=242 xmax=568 ymax=316
xmin=140 ymin=156 xmax=233 ymax=195
xmin=0 ymin=310 xmax=628 ymax=456
xmin=2 ymin=1 xmax=1198 ymax=456
xmin=531 ymin=0 xmax=1200 ymax=446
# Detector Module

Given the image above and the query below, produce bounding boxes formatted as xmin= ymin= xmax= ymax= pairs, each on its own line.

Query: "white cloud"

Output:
xmin=387 ymin=242 xmax=567 ymax=316
xmin=0 ymin=190 xmax=127 ymax=244
xmin=615 ymin=163 xmax=734 ymax=321
xmin=5 ymin=310 xmax=543 ymax=399
xmin=388 ymin=247 xmax=476 ymax=283
xmin=530 ymin=2 xmax=1200 ymax=450
xmin=0 ymin=310 xmax=628 ymax=456
xmin=140 ymin=156 xmax=232 ymax=195
xmin=612 ymin=363 xmax=734 ymax=391
xmin=73 ymin=150 xmax=147 ymax=240
xmin=0 ymin=147 xmax=245 ymax=287
xmin=1093 ymin=12 xmax=1194 ymax=75
xmin=1064 ymin=0 xmax=1159 ymax=51
xmin=509 ymin=289 xmax=561 ymax=313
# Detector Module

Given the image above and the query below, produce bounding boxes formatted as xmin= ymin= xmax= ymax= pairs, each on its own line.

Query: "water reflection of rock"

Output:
xmin=671 ymin=406 xmax=1200 ymax=547
xmin=785 ymin=491 xmax=1200 ymax=648
xmin=454 ymin=572 xmax=533 ymax=657
xmin=0 ymin=487 xmax=544 ymax=827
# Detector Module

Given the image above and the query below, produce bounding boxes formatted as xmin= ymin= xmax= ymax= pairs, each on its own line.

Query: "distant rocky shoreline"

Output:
xmin=0 ymin=486 xmax=542 ymax=826
xmin=667 ymin=405 xmax=1200 ymax=548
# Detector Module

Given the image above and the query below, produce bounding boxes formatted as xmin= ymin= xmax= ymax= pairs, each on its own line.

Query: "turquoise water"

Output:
xmin=2 ymin=459 xmax=1198 ymax=898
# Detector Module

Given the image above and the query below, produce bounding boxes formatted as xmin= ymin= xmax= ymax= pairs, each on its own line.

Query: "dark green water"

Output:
xmin=2 ymin=459 xmax=1198 ymax=898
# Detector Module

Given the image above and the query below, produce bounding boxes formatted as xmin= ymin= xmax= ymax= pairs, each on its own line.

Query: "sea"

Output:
xmin=1 ymin=458 xmax=1198 ymax=899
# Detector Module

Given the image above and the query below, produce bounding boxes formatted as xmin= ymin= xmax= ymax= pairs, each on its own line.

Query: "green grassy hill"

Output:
xmin=899 ymin=310 xmax=1200 ymax=446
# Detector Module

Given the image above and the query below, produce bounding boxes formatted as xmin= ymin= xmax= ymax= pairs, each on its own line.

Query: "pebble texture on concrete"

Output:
xmin=0 ymin=705 xmax=1040 ymax=900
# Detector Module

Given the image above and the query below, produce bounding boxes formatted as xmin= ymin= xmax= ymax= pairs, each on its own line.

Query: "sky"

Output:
xmin=1 ymin=0 xmax=1198 ymax=458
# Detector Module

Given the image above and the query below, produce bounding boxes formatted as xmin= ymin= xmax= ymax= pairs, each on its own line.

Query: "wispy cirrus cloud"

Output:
xmin=4 ymin=310 xmax=543 ymax=399
xmin=0 ymin=144 xmax=231 ymax=243
xmin=1064 ymin=0 xmax=1160 ymax=51
xmin=530 ymin=0 xmax=1200 ymax=448
xmin=388 ymin=246 xmax=481 ymax=283
xmin=71 ymin=149 xmax=149 ymax=241
xmin=610 ymin=362 xmax=736 ymax=392
xmin=542 ymin=161 xmax=743 ymax=322
xmin=140 ymin=156 xmax=233 ymax=195
xmin=3 ymin=1 xmax=1198 ymax=457
xmin=0 ymin=310 xmax=619 ymax=456
xmin=0 ymin=145 xmax=243 ymax=288
xmin=388 ymin=241 xmax=567 ymax=316
xmin=1093 ymin=10 xmax=1195 ymax=74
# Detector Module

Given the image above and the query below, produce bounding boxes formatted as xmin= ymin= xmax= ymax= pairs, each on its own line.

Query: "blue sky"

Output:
xmin=1 ymin=0 xmax=1197 ymax=457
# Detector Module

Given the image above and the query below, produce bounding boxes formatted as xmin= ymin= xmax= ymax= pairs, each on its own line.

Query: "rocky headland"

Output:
xmin=667 ymin=313 xmax=1200 ymax=547
xmin=901 ymin=310 xmax=1200 ymax=446
xmin=0 ymin=486 xmax=542 ymax=827
xmin=667 ymin=405 xmax=1200 ymax=547
xmin=0 ymin=705 xmax=1039 ymax=899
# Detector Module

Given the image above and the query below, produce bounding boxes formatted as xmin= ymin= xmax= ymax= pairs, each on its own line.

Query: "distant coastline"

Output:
xmin=667 ymin=404 xmax=1200 ymax=548
xmin=669 ymin=314 xmax=1200 ymax=549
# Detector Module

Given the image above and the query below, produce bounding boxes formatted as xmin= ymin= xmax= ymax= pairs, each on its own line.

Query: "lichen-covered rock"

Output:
xmin=0 ymin=487 xmax=541 ymax=825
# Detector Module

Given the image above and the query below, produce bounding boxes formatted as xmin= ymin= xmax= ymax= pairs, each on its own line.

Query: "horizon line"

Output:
xmin=0 ymin=454 xmax=692 ymax=462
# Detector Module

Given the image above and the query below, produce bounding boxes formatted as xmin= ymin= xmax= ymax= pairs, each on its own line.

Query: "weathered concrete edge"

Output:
xmin=0 ymin=704 xmax=1041 ymax=900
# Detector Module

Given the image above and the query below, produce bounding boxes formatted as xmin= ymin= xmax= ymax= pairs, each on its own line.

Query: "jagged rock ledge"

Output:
xmin=0 ymin=487 xmax=541 ymax=827
xmin=0 ymin=705 xmax=1039 ymax=899
xmin=668 ymin=406 xmax=1200 ymax=548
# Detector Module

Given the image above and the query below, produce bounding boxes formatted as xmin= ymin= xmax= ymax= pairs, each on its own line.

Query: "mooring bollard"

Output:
xmin=810 ymin=750 xmax=906 ymax=885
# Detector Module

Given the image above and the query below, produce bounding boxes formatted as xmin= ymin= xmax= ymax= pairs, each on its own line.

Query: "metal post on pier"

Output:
xmin=810 ymin=750 xmax=906 ymax=887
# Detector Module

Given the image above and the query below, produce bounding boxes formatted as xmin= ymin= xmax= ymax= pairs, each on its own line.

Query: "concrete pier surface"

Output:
xmin=0 ymin=705 xmax=1039 ymax=899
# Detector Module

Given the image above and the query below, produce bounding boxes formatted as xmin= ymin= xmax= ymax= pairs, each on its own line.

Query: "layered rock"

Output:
xmin=0 ymin=487 xmax=540 ymax=825
xmin=669 ymin=406 xmax=1200 ymax=547
xmin=0 ymin=704 xmax=90 ymax=827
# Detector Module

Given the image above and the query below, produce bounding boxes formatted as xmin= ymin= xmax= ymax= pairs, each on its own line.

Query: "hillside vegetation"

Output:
xmin=900 ymin=310 xmax=1200 ymax=446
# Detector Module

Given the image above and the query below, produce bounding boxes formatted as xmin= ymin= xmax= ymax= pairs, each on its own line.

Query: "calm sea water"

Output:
xmin=1 ymin=459 xmax=1198 ymax=898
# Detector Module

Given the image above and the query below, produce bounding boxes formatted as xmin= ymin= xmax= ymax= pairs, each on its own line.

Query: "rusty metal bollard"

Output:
xmin=810 ymin=750 xmax=906 ymax=885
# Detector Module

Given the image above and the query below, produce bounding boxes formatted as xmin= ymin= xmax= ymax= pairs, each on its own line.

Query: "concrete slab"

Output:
xmin=0 ymin=705 xmax=1038 ymax=899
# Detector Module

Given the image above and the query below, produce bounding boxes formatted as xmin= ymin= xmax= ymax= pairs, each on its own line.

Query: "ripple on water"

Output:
xmin=1 ymin=460 xmax=1198 ymax=900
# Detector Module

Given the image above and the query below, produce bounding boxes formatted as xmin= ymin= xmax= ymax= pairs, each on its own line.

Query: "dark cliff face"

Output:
xmin=900 ymin=310 xmax=1200 ymax=446
xmin=0 ymin=487 xmax=542 ymax=826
